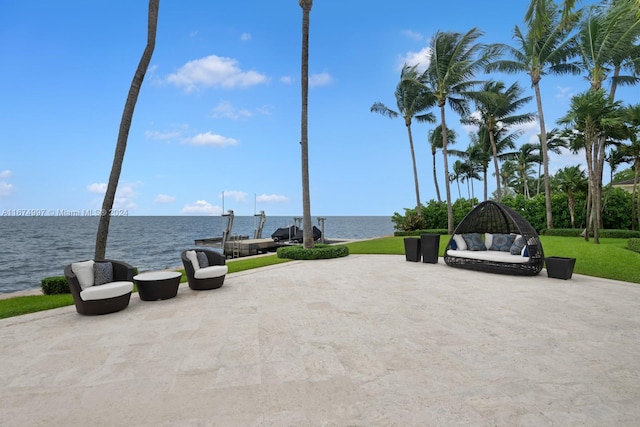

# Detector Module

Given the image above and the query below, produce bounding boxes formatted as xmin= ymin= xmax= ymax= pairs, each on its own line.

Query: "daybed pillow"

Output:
xmin=510 ymin=236 xmax=526 ymax=255
xmin=196 ymin=252 xmax=209 ymax=268
xmin=94 ymin=262 xmax=113 ymax=286
xmin=186 ymin=250 xmax=200 ymax=271
xmin=462 ymin=233 xmax=486 ymax=251
xmin=71 ymin=260 xmax=95 ymax=290
xmin=452 ymin=234 xmax=467 ymax=251
xmin=485 ymin=233 xmax=493 ymax=249
xmin=489 ymin=233 xmax=516 ymax=252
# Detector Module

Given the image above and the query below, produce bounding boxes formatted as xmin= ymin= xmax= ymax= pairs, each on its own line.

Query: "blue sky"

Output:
xmin=0 ymin=0 xmax=633 ymax=217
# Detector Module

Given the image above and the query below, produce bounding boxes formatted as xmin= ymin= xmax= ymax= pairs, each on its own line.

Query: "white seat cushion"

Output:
xmin=72 ymin=260 xmax=95 ymax=290
xmin=194 ymin=265 xmax=228 ymax=279
xmin=185 ymin=250 xmax=200 ymax=271
xmin=447 ymin=249 xmax=530 ymax=264
xmin=80 ymin=281 xmax=133 ymax=301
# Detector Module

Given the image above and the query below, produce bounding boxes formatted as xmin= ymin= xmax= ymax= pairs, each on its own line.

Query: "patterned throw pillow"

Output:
xmin=462 ymin=233 xmax=486 ymax=251
xmin=510 ymin=236 xmax=526 ymax=255
xmin=196 ymin=252 xmax=209 ymax=268
xmin=94 ymin=262 xmax=113 ymax=286
xmin=489 ymin=233 xmax=516 ymax=252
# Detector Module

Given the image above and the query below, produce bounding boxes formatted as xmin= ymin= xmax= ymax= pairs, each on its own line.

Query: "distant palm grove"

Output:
xmin=372 ymin=0 xmax=640 ymax=244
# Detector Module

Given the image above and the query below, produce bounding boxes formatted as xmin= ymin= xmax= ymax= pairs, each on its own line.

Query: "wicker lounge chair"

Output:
xmin=181 ymin=249 xmax=228 ymax=290
xmin=64 ymin=259 xmax=134 ymax=315
xmin=444 ymin=201 xmax=544 ymax=276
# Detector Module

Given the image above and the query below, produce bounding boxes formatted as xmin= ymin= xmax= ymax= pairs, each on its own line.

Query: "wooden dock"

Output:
xmin=195 ymin=236 xmax=286 ymax=257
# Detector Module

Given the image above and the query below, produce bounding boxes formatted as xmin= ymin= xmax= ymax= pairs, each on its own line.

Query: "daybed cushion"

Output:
xmin=194 ymin=265 xmax=228 ymax=280
xmin=196 ymin=252 xmax=209 ymax=268
xmin=489 ymin=233 xmax=515 ymax=252
xmin=452 ymin=234 xmax=467 ymax=251
xmin=447 ymin=249 xmax=531 ymax=264
xmin=510 ymin=236 xmax=526 ymax=255
xmin=463 ymin=233 xmax=486 ymax=251
xmin=71 ymin=260 xmax=95 ymax=290
xmin=186 ymin=250 xmax=200 ymax=270
xmin=80 ymin=281 xmax=133 ymax=301
xmin=94 ymin=262 xmax=114 ymax=286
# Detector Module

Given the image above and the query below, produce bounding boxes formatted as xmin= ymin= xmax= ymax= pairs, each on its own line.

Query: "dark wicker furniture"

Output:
xmin=64 ymin=259 xmax=134 ymax=315
xmin=133 ymin=271 xmax=182 ymax=300
xmin=181 ymin=249 xmax=227 ymax=290
xmin=444 ymin=201 xmax=544 ymax=276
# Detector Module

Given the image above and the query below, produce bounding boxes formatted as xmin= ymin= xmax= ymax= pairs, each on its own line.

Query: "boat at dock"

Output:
xmin=195 ymin=211 xmax=325 ymax=258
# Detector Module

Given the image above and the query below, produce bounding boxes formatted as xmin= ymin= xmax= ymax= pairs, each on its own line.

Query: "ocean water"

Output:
xmin=0 ymin=216 xmax=394 ymax=294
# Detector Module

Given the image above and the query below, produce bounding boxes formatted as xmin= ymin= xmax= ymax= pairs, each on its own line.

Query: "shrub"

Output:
xmin=541 ymin=228 xmax=640 ymax=238
xmin=41 ymin=276 xmax=70 ymax=295
xmin=277 ymin=244 xmax=349 ymax=260
xmin=394 ymin=229 xmax=448 ymax=237
xmin=628 ymin=238 xmax=640 ymax=253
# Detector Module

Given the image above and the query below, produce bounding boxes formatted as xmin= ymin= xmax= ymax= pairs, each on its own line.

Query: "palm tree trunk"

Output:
xmin=533 ymin=82 xmax=554 ymax=229
xmin=489 ymin=130 xmax=501 ymax=201
xmin=483 ymin=167 xmax=488 ymax=201
xmin=299 ymin=0 xmax=313 ymax=249
xmin=440 ymin=106 xmax=454 ymax=234
xmin=432 ymin=148 xmax=441 ymax=203
xmin=407 ymin=125 xmax=422 ymax=216
xmin=95 ymin=0 xmax=159 ymax=260
xmin=568 ymin=192 xmax=576 ymax=228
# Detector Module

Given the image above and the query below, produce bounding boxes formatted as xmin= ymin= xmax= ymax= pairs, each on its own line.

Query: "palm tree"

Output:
xmin=449 ymin=142 xmax=484 ymax=201
xmin=575 ymin=0 xmax=640 ymax=97
xmin=514 ymin=143 xmax=541 ymax=199
xmin=488 ymin=0 xmax=580 ymax=229
xmin=428 ymin=125 xmax=457 ymax=203
xmin=450 ymin=160 xmax=465 ymax=199
xmin=299 ymin=0 xmax=313 ymax=249
xmin=533 ymin=128 xmax=567 ymax=195
xmin=499 ymin=160 xmax=519 ymax=198
xmin=464 ymin=80 xmax=535 ymax=201
xmin=624 ymin=103 xmax=640 ymax=229
xmin=95 ymin=0 xmax=159 ymax=259
xmin=553 ymin=165 xmax=587 ymax=228
xmin=422 ymin=28 xmax=500 ymax=233
xmin=558 ymin=89 xmax=627 ymax=243
xmin=371 ymin=65 xmax=436 ymax=218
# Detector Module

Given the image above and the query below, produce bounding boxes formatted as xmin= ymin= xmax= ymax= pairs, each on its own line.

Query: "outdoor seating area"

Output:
xmin=444 ymin=201 xmax=545 ymax=276
xmin=5 ymin=254 xmax=640 ymax=425
xmin=64 ymin=249 xmax=227 ymax=315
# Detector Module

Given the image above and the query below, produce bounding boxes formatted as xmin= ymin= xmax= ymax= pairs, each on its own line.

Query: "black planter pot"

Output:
xmin=404 ymin=238 xmax=421 ymax=262
xmin=545 ymin=256 xmax=576 ymax=280
xmin=420 ymin=234 xmax=440 ymax=264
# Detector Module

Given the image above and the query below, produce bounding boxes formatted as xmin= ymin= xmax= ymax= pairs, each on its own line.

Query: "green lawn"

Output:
xmin=1 ymin=235 xmax=638 ymax=320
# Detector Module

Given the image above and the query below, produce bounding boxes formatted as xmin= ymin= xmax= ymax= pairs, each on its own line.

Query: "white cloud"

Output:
xmin=309 ymin=72 xmax=332 ymax=87
xmin=256 ymin=193 xmax=289 ymax=203
xmin=155 ymin=194 xmax=176 ymax=203
xmin=166 ymin=55 xmax=268 ymax=91
xmin=183 ymin=131 xmax=238 ymax=147
xmin=0 ymin=170 xmax=12 ymax=179
xmin=280 ymin=76 xmax=293 ymax=84
xmin=182 ymin=200 xmax=222 ymax=215
xmin=240 ymin=33 xmax=251 ymax=41
xmin=256 ymin=105 xmax=275 ymax=116
xmin=210 ymin=101 xmax=252 ymax=120
xmin=87 ymin=183 xmax=108 ymax=194
xmin=397 ymin=46 xmax=431 ymax=73
xmin=221 ymin=190 xmax=248 ymax=202
xmin=0 ymin=181 xmax=13 ymax=197
xmin=403 ymin=29 xmax=424 ymax=41
xmin=555 ymin=85 xmax=575 ymax=102
xmin=87 ymin=182 xmax=140 ymax=210
xmin=145 ymin=130 xmax=182 ymax=140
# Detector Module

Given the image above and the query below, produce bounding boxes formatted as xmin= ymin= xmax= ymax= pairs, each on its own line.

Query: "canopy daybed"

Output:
xmin=444 ymin=201 xmax=544 ymax=276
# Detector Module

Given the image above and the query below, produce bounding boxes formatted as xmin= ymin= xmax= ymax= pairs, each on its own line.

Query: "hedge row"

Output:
xmin=277 ymin=244 xmax=349 ymax=260
xmin=629 ymin=238 xmax=640 ymax=253
xmin=540 ymin=228 xmax=640 ymax=238
xmin=394 ymin=229 xmax=449 ymax=237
